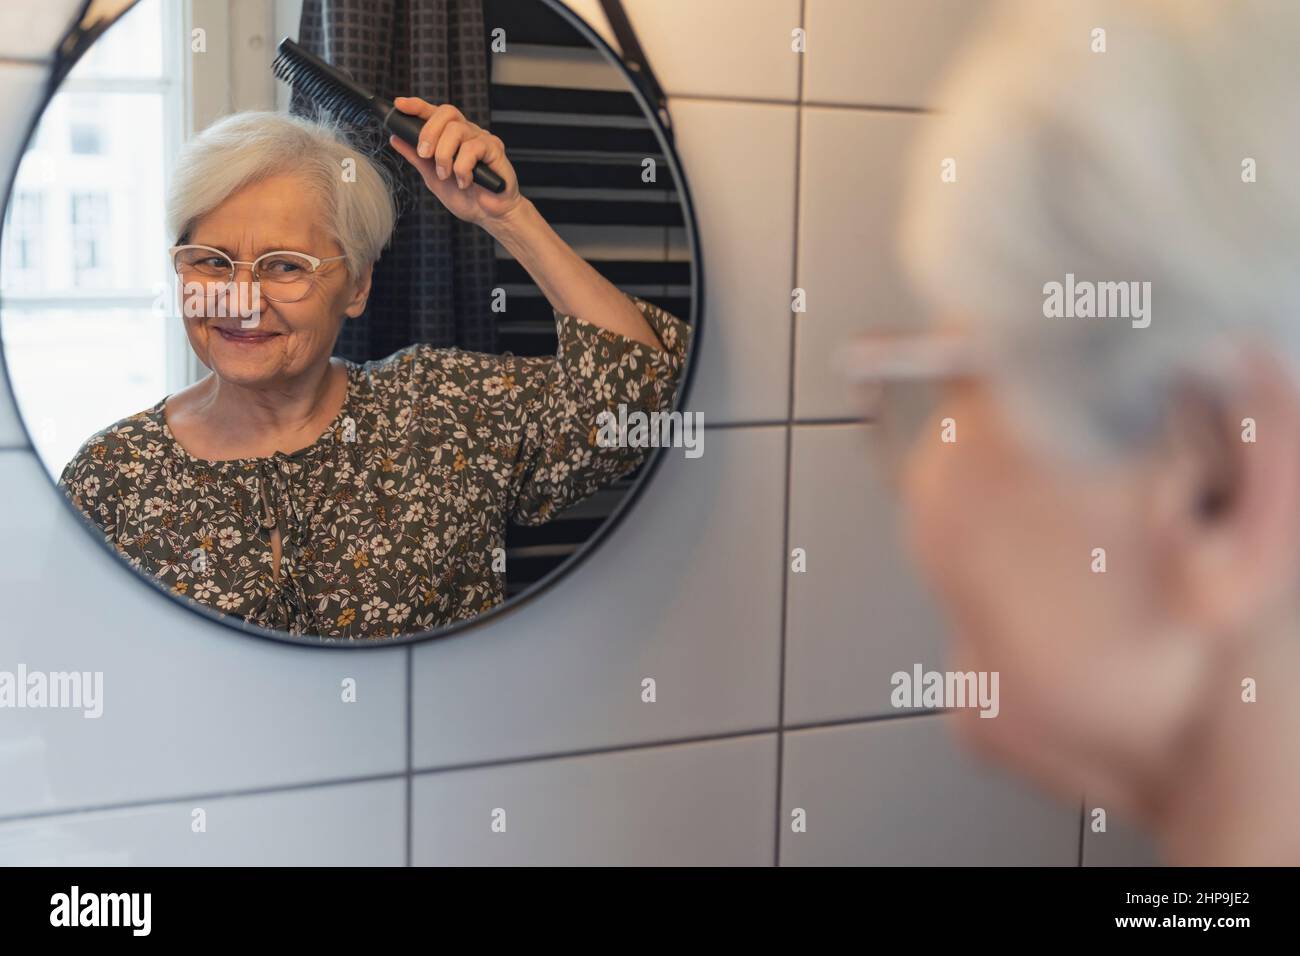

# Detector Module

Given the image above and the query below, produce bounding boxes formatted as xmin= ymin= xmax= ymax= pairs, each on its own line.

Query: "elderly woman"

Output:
xmin=59 ymin=101 xmax=689 ymax=639
xmin=853 ymin=0 xmax=1300 ymax=863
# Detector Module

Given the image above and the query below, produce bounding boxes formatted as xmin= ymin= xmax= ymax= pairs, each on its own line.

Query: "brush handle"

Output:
xmin=383 ymin=107 xmax=507 ymax=194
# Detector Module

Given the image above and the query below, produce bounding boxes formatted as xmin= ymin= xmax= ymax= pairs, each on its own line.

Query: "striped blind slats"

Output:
xmin=488 ymin=1 xmax=690 ymax=591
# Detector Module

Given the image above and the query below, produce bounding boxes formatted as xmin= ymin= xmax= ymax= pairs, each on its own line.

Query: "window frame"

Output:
xmin=1 ymin=0 xmax=190 ymax=391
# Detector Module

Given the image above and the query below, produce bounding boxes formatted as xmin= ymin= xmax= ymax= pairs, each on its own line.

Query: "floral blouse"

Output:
xmin=59 ymin=294 xmax=690 ymax=640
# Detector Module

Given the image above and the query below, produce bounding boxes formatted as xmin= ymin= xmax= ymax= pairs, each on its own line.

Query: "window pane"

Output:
xmin=3 ymin=93 xmax=166 ymax=296
xmin=2 ymin=192 xmax=44 ymax=275
xmin=1 ymin=0 xmax=176 ymax=479
xmin=69 ymin=121 xmax=103 ymax=155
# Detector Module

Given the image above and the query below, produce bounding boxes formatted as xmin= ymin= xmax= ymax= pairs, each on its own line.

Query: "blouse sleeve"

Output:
xmin=505 ymin=292 xmax=691 ymax=524
xmin=57 ymin=433 xmax=123 ymax=541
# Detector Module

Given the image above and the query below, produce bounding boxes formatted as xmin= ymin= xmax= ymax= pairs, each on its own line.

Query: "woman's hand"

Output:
xmin=389 ymin=97 xmax=523 ymax=228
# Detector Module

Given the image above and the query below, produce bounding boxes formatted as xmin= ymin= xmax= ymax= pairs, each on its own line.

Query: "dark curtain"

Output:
xmin=295 ymin=0 xmax=498 ymax=360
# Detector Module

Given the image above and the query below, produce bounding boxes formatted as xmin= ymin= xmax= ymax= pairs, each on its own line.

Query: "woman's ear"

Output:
xmin=344 ymin=262 xmax=375 ymax=318
xmin=1151 ymin=351 xmax=1300 ymax=637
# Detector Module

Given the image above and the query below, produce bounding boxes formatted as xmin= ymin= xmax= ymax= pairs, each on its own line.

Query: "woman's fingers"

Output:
xmin=389 ymin=98 xmax=517 ymax=209
xmin=414 ymin=104 xmax=465 ymax=162
xmin=392 ymin=96 xmax=438 ymax=120
xmin=393 ymin=97 xmax=466 ymax=158
xmin=392 ymin=99 xmax=491 ymax=185
xmin=432 ymin=119 xmax=475 ymax=181
xmin=451 ymin=135 xmax=496 ymax=189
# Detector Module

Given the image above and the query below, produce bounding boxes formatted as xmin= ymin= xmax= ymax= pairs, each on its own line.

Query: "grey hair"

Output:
xmin=899 ymin=0 xmax=1300 ymax=461
xmin=166 ymin=110 xmax=396 ymax=281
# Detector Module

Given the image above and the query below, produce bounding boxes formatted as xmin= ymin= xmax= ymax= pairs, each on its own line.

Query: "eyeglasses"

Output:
xmin=840 ymin=331 xmax=987 ymax=486
xmin=169 ymin=244 xmax=347 ymax=304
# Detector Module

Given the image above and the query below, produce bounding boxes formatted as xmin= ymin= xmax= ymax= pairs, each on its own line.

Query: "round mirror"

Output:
xmin=0 ymin=0 xmax=701 ymax=645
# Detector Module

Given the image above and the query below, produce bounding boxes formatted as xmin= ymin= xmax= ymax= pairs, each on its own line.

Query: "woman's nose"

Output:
xmin=209 ymin=264 xmax=269 ymax=322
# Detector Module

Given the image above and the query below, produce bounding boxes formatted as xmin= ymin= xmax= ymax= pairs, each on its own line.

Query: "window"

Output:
xmin=69 ymin=122 xmax=103 ymax=155
xmin=2 ymin=192 xmax=44 ymax=280
xmin=0 ymin=0 xmax=183 ymax=475
xmin=71 ymin=192 xmax=109 ymax=279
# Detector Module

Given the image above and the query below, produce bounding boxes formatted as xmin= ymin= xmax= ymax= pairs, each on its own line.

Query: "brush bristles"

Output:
xmin=272 ymin=45 xmax=375 ymax=129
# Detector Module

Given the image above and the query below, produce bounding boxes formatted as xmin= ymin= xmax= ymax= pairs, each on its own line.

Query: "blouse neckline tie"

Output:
xmin=257 ymin=459 xmax=280 ymax=529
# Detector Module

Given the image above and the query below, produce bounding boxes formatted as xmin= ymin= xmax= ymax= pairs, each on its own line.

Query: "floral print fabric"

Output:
xmin=59 ymin=294 xmax=690 ymax=639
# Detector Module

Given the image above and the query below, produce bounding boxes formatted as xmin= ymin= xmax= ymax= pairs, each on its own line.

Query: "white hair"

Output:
xmin=166 ymin=110 xmax=396 ymax=281
xmin=900 ymin=0 xmax=1300 ymax=460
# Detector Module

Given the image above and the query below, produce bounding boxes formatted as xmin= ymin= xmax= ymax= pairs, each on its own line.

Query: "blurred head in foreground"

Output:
xmin=887 ymin=0 xmax=1300 ymax=863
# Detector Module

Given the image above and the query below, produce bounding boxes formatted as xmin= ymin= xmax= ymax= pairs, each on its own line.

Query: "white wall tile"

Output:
xmin=804 ymin=0 xmax=993 ymax=108
xmin=0 ymin=0 xmax=81 ymax=61
xmin=623 ymin=0 xmax=802 ymax=102
xmin=781 ymin=714 xmax=1080 ymax=865
xmin=0 ymin=778 xmax=404 ymax=865
xmin=413 ymin=428 xmax=784 ymax=768
xmin=0 ymin=451 xmax=406 ymax=818
xmin=795 ymin=108 xmax=942 ymax=419
xmin=413 ymin=733 xmax=775 ymax=865
xmin=669 ymin=98 xmax=796 ymax=423
xmin=785 ymin=423 xmax=947 ymax=724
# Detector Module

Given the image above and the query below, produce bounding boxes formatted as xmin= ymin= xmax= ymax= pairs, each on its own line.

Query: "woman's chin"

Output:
xmin=206 ymin=349 xmax=291 ymax=387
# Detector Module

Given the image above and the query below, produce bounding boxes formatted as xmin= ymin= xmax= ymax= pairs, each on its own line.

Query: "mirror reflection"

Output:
xmin=0 ymin=0 xmax=697 ymax=641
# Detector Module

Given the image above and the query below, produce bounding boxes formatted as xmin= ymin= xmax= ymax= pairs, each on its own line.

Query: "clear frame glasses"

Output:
xmin=840 ymin=331 xmax=986 ymax=486
xmin=168 ymin=244 xmax=347 ymax=303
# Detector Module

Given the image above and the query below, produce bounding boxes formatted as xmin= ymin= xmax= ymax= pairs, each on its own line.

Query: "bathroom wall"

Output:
xmin=0 ymin=0 xmax=1158 ymax=865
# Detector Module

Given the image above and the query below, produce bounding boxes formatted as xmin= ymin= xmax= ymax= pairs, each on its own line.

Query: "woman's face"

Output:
xmin=180 ymin=173 xmax=371 ymax=388
xmin=897 ymin=375 xmax=1213 ymax=810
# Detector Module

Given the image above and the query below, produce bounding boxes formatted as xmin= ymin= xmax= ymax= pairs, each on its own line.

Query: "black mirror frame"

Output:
xmin=0 ymin=0 xmax=705 ymax=650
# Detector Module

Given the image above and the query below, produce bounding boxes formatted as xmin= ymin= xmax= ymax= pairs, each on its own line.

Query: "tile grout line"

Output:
xmin=410 ymin=711 xmax=946 ymax=777
xmin=405 ymin=643 xmax=413 ymax=867
xmin=0 ymin=771 xmax=408 ymax=827
xmin=418 ymin=707 xmax=944 ymax=777
xmin=0 ymin=711 xmax=950 ymax=827
xmin=772 ymin=0 xmax=809 ymax=869
xmin=414 ymin=727 xmax=778 ymax=777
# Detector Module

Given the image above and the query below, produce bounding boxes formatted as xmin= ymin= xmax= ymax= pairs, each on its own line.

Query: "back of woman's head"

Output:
xmin=901 ymin=0 xmax=1300 ymax=460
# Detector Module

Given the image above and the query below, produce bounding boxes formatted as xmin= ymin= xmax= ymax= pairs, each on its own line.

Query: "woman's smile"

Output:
xmin=213 ymin=326 xmax=282 ymax=345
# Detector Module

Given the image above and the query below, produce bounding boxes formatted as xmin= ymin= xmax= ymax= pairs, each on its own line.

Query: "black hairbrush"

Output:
xmin=272 ymin=37 xmax=507 ymax=194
